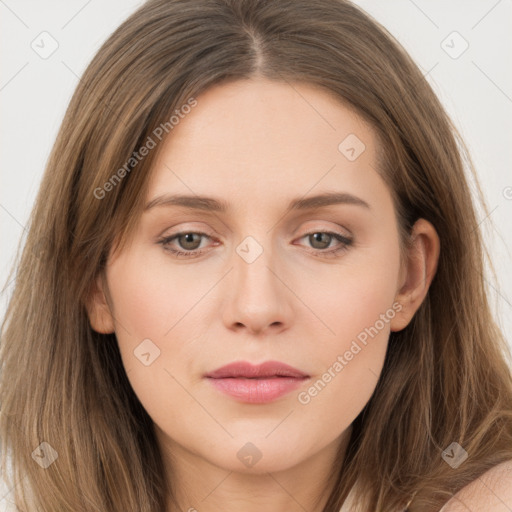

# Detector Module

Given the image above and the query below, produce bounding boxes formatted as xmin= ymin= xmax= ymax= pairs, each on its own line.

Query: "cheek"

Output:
xmin=104 ymin=249 xmax=212 ymax=415
xmin=106 ymin=248 xmax=212 ymax=342
xmin=296 ymin=294 xmax=395 ymax=435
xmin=305 ymin=237 xmax=401 ymax=352
xmin=295 ymin=237 xmax=401 ymax=424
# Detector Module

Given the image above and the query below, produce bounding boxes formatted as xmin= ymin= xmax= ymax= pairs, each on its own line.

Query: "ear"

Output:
xmin=85 ymin=272 xmax=115 ymax=334
xmin=390 ymin=218 xmax=440 ymax=332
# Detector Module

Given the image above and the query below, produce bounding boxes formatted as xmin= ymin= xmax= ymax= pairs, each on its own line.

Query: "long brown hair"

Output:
xmin=1 ymin=0 xmax=511 ymax=510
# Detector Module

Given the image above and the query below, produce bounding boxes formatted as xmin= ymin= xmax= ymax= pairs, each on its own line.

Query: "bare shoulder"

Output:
xmin=440 ymin=460 xmax=512 ymax=511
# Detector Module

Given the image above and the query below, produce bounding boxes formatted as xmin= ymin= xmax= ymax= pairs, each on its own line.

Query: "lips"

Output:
xmin=204 ymin=361 xmax=309 ymax=403
xmin=204 ymin=360 xmax=309 ymax=379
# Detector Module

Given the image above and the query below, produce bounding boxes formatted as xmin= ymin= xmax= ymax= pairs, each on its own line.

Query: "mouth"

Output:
xmin=204 ymin=360 xmax=310 ymax=403
xmin=204 ymin=360 xmax=309 ymax=379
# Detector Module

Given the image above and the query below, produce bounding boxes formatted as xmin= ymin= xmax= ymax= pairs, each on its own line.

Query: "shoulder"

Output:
xmin=440 ymin=460 xmax=512 ymax=512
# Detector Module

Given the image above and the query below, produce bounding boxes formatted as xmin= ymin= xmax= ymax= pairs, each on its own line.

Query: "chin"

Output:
xmin=205 ymin=437 xmax=315 ymax=474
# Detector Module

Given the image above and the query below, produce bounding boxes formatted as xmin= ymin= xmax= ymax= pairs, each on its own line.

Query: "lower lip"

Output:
xmin=206 ymin=376 xmax=308 ymax=403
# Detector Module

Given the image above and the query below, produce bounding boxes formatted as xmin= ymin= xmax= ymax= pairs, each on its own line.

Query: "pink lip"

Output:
xmin=205 ymin=361 xmax=309 ymax=404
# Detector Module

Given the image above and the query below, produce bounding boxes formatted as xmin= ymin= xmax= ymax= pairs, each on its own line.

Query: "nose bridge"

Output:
xmin=234 ymin=233 xmax=282 ymax=301
xmin=222 ymin=232 xmax=292 ymax=333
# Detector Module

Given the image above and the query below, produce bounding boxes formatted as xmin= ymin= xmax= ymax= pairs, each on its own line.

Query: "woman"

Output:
xmin=1 ymin=0 xmax=511 ymax=510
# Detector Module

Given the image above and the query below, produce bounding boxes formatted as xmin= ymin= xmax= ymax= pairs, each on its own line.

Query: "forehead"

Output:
xmin=145 ymin=78 xmax=383 ymax=213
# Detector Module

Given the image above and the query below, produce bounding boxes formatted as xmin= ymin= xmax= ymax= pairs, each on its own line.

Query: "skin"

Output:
xmin=86 ymin=78 xmax=440 ymax=512
xmin=441 ymin=460 xmax=512 ymax=511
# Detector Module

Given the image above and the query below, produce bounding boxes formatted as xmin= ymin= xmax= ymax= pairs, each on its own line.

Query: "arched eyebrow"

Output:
xmin=143 ymin=191 xmax=371 ymax=213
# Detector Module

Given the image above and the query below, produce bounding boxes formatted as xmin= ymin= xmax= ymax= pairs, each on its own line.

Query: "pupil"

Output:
xmin=181 ymin=233 xmax=199 ymax=249
xmin=312 ymin=233 xmax=330 ymax=249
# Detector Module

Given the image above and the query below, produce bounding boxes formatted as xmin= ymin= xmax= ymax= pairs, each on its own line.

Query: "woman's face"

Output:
xmin=91 ymin=78 xmax=412 ymax=475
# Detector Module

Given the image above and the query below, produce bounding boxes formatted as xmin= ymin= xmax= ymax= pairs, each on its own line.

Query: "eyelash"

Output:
xmin=157 ymin=230 xmax=353 ymax=259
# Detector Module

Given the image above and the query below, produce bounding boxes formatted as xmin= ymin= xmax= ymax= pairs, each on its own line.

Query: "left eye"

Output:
xmin=157 ymin=232 xmax=214 ymax=257
xmin=157 ymin=230 xmax=353 ymax=258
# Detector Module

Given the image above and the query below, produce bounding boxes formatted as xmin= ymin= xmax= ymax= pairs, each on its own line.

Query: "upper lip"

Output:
xmin=205 ymin=360 xmax=309 ymax=379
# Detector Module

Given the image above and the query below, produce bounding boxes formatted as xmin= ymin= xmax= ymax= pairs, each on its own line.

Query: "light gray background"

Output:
xmin=0 ymin=0 xmax=512 ymax=508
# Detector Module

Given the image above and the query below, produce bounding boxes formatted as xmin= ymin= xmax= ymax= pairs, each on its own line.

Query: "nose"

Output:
xmin=221 ymin=240 xmax=293 ymax=336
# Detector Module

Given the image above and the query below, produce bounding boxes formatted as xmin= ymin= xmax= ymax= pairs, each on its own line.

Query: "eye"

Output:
xmin=157 ymin=230 xmax=353 ymax=259
xmin=157 ymin=231 xmax=214 ymax=258
xmin=296 ymin=231 xmax=353 ymax=258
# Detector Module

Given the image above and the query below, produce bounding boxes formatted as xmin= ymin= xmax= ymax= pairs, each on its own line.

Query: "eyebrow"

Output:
xmin=144 ymin=191 xmax=371 ymax=213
